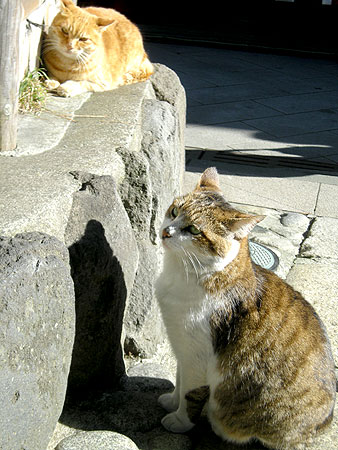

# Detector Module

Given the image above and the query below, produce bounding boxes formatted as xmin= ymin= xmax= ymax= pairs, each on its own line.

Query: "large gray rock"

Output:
xmin=0 ymin=232 xmax=75 ymax=450
xmin=64 ymin=173 xmax=139 ymax=391
xmin=150 ymin=63 xmax=186 ymax=194
xmin=119 ymin=97 xmax=185 ymax=357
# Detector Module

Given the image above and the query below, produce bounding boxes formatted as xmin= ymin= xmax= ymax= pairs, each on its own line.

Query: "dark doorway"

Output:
xmin=77 ymin=1 xmax=338 ymax=55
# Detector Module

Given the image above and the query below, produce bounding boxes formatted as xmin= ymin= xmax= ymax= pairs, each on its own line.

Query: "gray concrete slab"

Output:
xmin=316 ymin=183 xmax=338 ymax=218
xmin=244 ymin=109 xmax=338 ymax=137
xmin=186 ymin=124 xmax=338 ymax=160
xmin=187 ymin=82 xmax=290 ymax=105
xmin=184 ymin=168 xmax=320 ymax=214
xmin=188 ymin=101 xmax=280 ymax=125
xmin=256 ymin=90 xmax=338 ymax=114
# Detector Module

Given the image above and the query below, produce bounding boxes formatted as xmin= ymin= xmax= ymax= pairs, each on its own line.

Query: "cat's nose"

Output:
xmin=162 ymin=227 xmax=171 ymax=239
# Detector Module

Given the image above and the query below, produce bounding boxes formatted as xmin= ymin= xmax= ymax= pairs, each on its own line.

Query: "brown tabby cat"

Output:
xmin=43 ymin=0 xmax=153 ymax=97
xmin=156 ymin=167 xmax=336 ymax=449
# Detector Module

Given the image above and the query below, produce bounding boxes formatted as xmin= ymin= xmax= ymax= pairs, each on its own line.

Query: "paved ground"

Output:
xmin=146 ymin=42 xmax=338 ymax=217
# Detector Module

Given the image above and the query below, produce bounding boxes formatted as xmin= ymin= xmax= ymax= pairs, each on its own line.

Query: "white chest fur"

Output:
xmin=155 ymin=253 xmax=215 ymax=370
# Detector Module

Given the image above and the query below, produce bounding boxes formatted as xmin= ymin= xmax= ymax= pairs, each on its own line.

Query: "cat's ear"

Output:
xmin=195 ymin=167 xmax=221 ymax=192
xmin=229 ymin=214 xmax=265 ymax=239
xmin=96 ymin=17 xmax=116 ymax=29
xmin=58 ymin=0 xmax=76 ymax=12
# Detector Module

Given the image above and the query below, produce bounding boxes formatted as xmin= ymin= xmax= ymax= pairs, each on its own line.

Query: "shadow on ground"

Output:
xmin=59 ymin=374 xmax=266 ymax=450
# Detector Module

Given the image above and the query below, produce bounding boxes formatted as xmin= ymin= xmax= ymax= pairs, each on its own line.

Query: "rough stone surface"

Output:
xmin=119 ymin=98 xmax=185 ymax=357
xmin=0 ymin=232 xmax=75 ymax=450
xmin=0 ymin=65 xmax=187 ymax=449
xmin=150 ymin=63 xmax=187 ymax=189
xmin=0 ymin=80 xmax=155 ymax=241
xmin=300 ymin=216 xmax=338 ymax=260
xmin=14 ymin=94 xmax=91 ymax=156
xmin=64 ymin=173 xmax=139 ymax=391
xmin=56 ymin=431 xmax=139 ymax=450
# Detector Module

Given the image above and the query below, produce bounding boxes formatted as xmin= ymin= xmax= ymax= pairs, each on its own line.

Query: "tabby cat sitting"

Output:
xmin=156 ymin=167 xmax=336 ymax=450
xmin=43 ymin=0 xmax=153 ymax=97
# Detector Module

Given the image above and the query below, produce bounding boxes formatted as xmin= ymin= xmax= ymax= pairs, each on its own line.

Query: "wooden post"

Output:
xmin=0 ymin=0 xmax=22 ymax=152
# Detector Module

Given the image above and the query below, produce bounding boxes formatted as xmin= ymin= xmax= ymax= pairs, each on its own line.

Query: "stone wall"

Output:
xmin=0 ymin=64 xmax=186 ymax=450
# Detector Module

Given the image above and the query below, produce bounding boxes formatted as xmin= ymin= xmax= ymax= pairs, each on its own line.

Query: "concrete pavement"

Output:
xmin=145 ymin=42 xmax=338 ymax=217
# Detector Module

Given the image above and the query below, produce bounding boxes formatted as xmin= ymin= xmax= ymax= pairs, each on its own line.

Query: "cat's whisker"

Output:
xmin=185 ymin=249 xmax=200 ymax=280
xmin=76 ymin=50 xmax=90 ymax=68
xmin=180 ymin=252 xmax=189 ymax=283
xmin=42 ymin=40 xmax=59 ymax=55
xmin=190 ymin=250 xmax=206 ymax=274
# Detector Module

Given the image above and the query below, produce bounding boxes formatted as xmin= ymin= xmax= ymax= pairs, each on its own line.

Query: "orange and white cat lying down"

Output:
xmin=43 ymin=0 xmax=153 ymax=97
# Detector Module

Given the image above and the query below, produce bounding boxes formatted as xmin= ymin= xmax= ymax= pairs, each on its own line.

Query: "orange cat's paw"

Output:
xmin=56 ymin=80 xmax=85 ymax=97
xmin=45 ymin=79 xmax=60 ymax=91
xmin=124 ymin=72 xmax=134 ymax=84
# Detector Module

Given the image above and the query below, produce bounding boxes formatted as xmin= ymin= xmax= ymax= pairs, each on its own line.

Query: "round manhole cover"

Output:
xmin=249 ymin=241 xmax=279 ymax=271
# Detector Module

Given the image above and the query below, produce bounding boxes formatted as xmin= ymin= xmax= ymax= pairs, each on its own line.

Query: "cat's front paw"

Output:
xmin=44 ymin=79 xmax=61 ymax=91
xmin=158 ymin=392 xmax=179 ymax=412
xmin=161 ymin=411 xmax=194 ymax=433
xmin=56 ymin=80 xmax=84 ymax=97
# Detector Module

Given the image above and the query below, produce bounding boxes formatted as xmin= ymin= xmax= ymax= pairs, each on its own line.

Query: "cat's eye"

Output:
xmin=61 ymin=27 xmax=69 ymax=35
xmin=186 ymin=225 xmax=201 ymax=235
xmin=171 ymin=206 xmax=179 ymax=218
xmin=79 ymin=36 xmax=89 ymax=42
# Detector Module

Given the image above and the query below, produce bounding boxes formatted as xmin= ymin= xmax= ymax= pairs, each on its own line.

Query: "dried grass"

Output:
xmin=19 ymin=68 xmax=48 ymax=115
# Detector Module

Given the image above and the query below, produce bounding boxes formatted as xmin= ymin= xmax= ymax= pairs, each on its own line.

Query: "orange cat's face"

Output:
xmin=45 ymin=9 xmax=101 ymax=61
xmin=43 ymin=0 xmax=153 ymax=93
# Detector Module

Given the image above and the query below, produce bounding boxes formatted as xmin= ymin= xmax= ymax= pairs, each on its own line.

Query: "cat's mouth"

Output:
xmin=161 ymin=236 xmax=170 ymax=249
xmin=64 ymin=48 xmax=80 ymax=57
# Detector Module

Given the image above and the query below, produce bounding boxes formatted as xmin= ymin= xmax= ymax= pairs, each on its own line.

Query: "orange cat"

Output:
xmin=43 ymin=0 xmax=153 ymax=97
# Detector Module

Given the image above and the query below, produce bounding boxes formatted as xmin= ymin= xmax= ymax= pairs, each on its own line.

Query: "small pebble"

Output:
xmin=280 ymin=213 xmax=308 ymax=228
xmin=55 ymin=430 xmax=139 ymax=450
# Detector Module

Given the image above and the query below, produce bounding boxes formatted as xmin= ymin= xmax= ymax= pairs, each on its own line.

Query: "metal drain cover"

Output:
xmin=249 ymin=241 xmax=279 ymax=271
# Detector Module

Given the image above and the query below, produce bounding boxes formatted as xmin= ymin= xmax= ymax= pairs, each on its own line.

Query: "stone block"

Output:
xmin=151 ymin=63 xmax=186 ymax=187
xmin=0 ymin=232 xmax=75 ymax=450
xmin=64 ymin=173 xmax=139 ymax=391
xmin=119 ymin=97 xmax=185 ymax=357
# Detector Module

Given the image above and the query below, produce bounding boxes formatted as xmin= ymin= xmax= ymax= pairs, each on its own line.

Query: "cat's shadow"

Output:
xmin=59 ymin=375 xmax=266 ymax=450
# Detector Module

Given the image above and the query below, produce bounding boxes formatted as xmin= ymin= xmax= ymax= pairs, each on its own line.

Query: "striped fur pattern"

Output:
xmin=156 ymin=167 xmax=336 ymax=449
xmin=43 ymin=0 xmax=153 ymax=97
